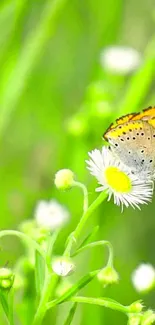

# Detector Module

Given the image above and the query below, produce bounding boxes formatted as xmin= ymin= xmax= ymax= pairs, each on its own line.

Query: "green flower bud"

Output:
xmin=19 ymin=220 xmax=48 ymax=243
xmin=0 ymin=268 xmax=13 ymax=279
xmin=128 ymin=315 xmax=141 ymax=325
xmin=52 ymin=256 xmax=75 ymax=277
xmin=54 ymin=169 xmax=74 ymax=190
xmin=129 ymin=301 xmax=144 ymax=313
xmin=97 ymin=266 xmax=119 ymax=286
xmin=0 ymin=268 xmax=14 ymax=290
xmin=141 ymin=310 xmax=155 ymax=325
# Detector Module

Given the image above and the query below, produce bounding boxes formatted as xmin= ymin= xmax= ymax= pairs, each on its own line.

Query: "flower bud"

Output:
xmin=52 ymin=257 xmax=75 ymax=277
xmin=54 ymin=169 xmax=74 ymax=190
xmin=97 ymin=266 xmax=119 ymax=286
xmin=0 ymin=268 xmax=14 ymax=290
xmin=20 ymin=220 xmax=48 ymax=243
xmin=128 ymin=315 xmax=141 ymax=325
xmin=141 ymin=310 xmax=155 ymax=325
xmin=129 ymin=301 xmax=144 ymax=313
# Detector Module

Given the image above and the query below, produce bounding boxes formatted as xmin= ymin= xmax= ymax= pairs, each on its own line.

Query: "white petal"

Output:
xmin=86 ymin=146 xmax=154 ymax=210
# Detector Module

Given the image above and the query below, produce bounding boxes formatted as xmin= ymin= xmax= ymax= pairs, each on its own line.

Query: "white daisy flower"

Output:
xmin=100 ymin=46 xmax=141 ymax=75
xmin=34 ymin=199 xmax=69 ymax=230
xmin=131 ymin=264 xmax=155 ymax=293
xmin=86 ymin=147 xmax=153 ymax=210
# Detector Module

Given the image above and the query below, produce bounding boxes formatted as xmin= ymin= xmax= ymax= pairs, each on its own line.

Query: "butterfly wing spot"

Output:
xmin=104 ymin=121 xmax=144 ymax=139
xmin=103 ymin=106 xmax=155 ymax=139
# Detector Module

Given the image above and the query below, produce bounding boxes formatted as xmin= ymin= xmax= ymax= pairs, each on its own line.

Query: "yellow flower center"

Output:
xmin=105 ymin=166 xmax=132 ymax=193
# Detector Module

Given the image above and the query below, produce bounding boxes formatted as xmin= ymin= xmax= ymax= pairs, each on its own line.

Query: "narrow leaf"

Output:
xmin=76 ymin=226 xmax=99 ymax=251
xmin=47 ymin=269 xmax=99 ymax=309
xmin=64 ymin=302 xmax=77 ymax=325
xmin=0 ymin=288 xmax=9 ymax=318
xmin=35 ymin=251 xmax=45 ymax=297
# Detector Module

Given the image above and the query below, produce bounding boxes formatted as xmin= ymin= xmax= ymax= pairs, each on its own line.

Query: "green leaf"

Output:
xmin=47 ymin=269 xmax=99 ymax=309
xmin=35 ymin=251 xmax=45 ymax=298
xmin=64 ymin=302 xmax=77 ymax=325
xmin=8 ymin=289 xmax=14 ymax=325
xmin=76 ymin=226 xmax=99 ymax=250
xmin=0 ymin=288 xmax=9 ymax=318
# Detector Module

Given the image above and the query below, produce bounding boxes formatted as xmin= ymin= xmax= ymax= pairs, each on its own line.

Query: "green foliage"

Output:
xmin=1 ymin=0 xmax=155 ymax=324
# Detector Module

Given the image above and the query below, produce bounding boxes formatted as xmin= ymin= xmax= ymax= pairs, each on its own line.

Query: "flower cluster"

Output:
xmin=86 ymin=146 xmax=154 ymax=210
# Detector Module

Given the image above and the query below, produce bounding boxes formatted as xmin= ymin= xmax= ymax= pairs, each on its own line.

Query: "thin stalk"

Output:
xmin=72 ymin=240 xmax=114 ymax=267
xmin=64 ymin=191 xmax=107 ymax=256
xmin=73 ymin=181 xmax=89 ymax=213
xmin=0 ymin=230 xmax=45 ymax=259
xmin=33 ymin=231 xmax=60 ymax=325
xmin=70 ymin=296 xmax=131 ymax=314
xmin=32 ymin=273 xmax=54 ymax=325
xmin=8 ymin=289 xmax=14 ymax=325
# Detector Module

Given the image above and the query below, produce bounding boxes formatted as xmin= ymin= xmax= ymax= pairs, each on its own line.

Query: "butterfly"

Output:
xmin=103 ymin=106 xmax=155 ymax=175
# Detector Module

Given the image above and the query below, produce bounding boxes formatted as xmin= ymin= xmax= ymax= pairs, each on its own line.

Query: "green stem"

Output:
xmin=32 ymin=273 xmax=54 ymax=325
xmin=73 ymin=181 xmax=89 ymax=213
xmin=70 ymin=296 xmax=131 ymax=314
xmin=8 ymin=289 xmax=14 ymax=325
xmin=0 ymin=230 xmax=45 ymax=259
xmin=64 ymin=191 xmax=107 ymax=256
xmin=74 ymin=191 xmax=107 ymax=240
xmin=46 ymin=230 xmax=60 ymax=269
xmin=72 ymin=240 xmax=114 ymax=267
xmin=33 ymin=190 xmax=107 ymax=322
xmin=33 ymin=231 xmax=60 ymax=325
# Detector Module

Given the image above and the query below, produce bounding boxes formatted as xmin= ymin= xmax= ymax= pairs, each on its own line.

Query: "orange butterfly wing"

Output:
xmin=131 ymin=106 xmax=155 ymax=121
xmin=103 ymin=106 xmax=155 ymax=140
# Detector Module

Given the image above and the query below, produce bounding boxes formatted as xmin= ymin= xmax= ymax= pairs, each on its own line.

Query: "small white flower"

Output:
xmin=34 ymin=199 xmax=69 ymax=230
xmin=52 ymin=257 xmax=75 ymax=277
xmin=131 ymin=264 xmax=155 ymax=293
xmin=86 ymin=147 xmax=153 ymax=209
xmin=100 ymin=46 xmax=141 ymax=75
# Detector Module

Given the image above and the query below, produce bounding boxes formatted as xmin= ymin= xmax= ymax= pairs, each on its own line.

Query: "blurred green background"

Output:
xmin=1 ymin=0 xmax=155 ymax=324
